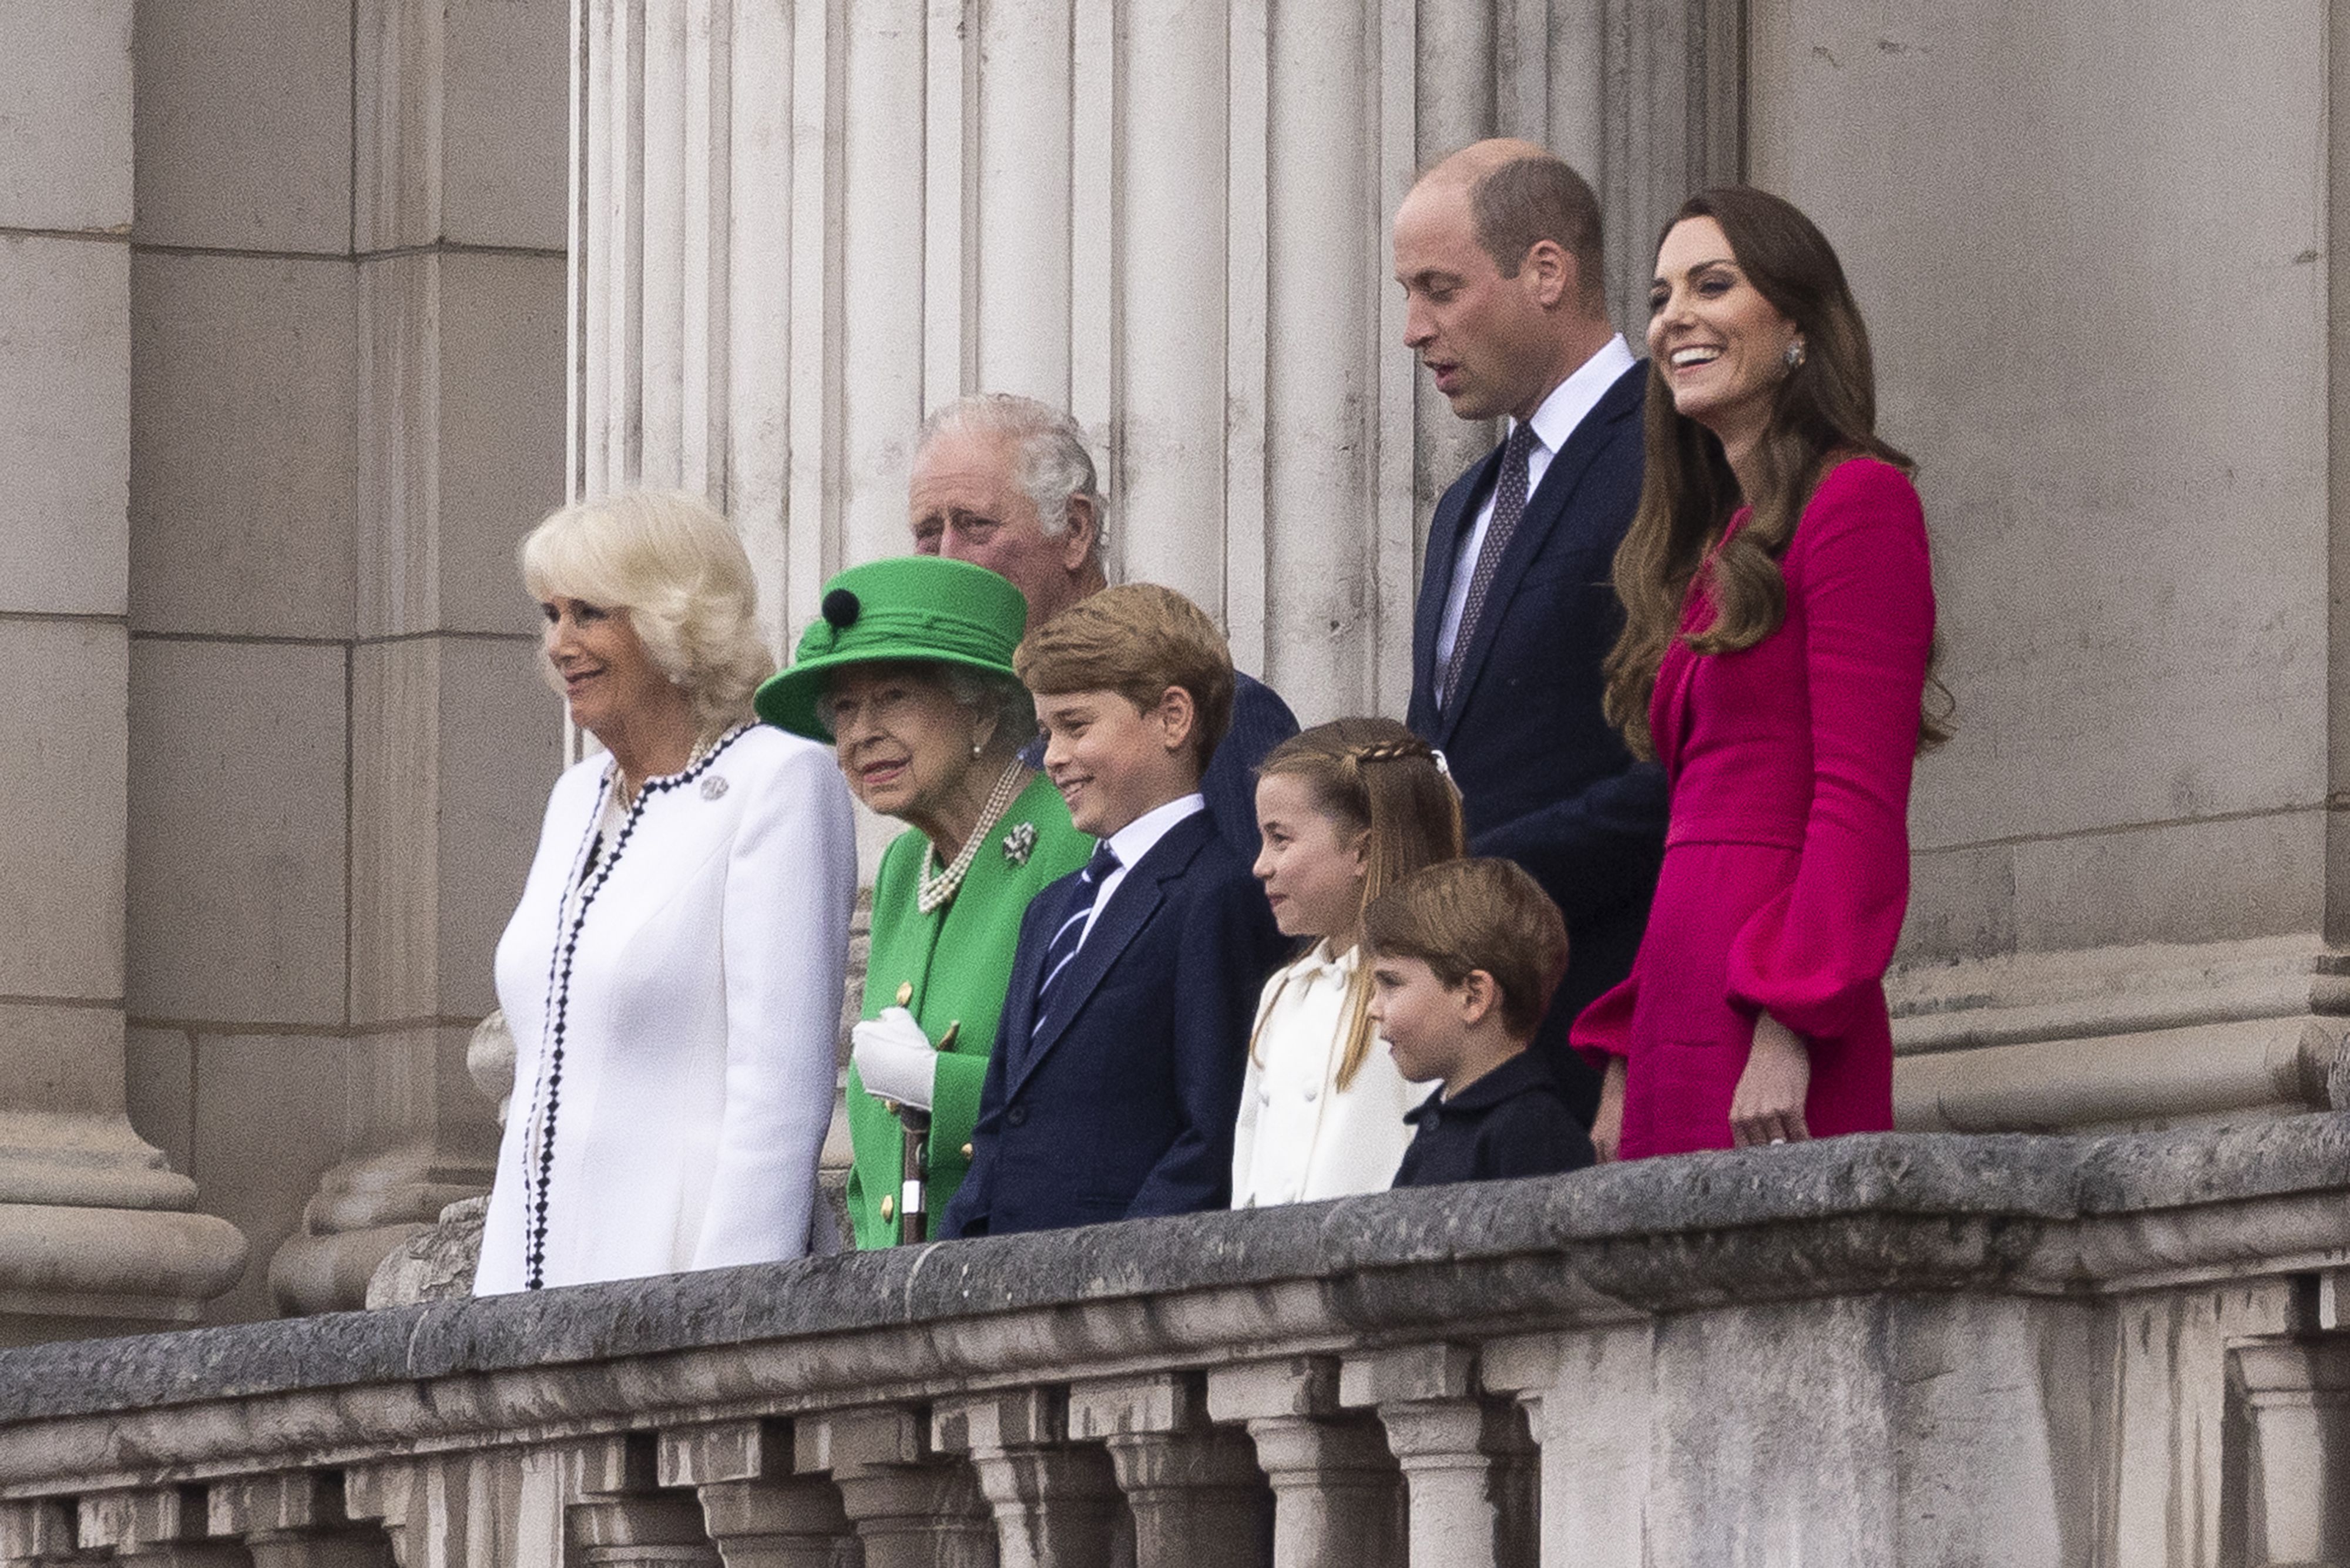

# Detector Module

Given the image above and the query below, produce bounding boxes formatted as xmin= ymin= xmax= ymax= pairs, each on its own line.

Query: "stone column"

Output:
xmin=1068 ymin=1373 xmax=1266 ymax=1568
xmin=1115 ymin=0 xmax=1231 ymax=617
xmin=659 ymin=1419 xmax=859 ymax=1568
xmin=932 ymin=1389 xmax=1123 ymax=1568
xmin=1339 ymin=1345 xmax=1535 ymax=1568
xmin=0 ymin=0 xmax=247 ymax=1345
xmin=1206 ymin=1359 xmax=1403 ymax=1568
xmin=2231 ymin=1338 xmax=2350 ymax=1566
xmin=264 ymin=0 xmax=569 ymax=1317
xmin=794 ymin=1405 xmax=998 ymax=1568
xmin=210 ymin=1475 xmax=394 ymax=1568
xmin=1480 ymin=1327 xmax=1652 ymax=1568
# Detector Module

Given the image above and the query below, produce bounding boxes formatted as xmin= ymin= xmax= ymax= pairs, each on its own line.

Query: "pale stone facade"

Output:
xmin=0 ymin=0 xmax=2341 ymax=1342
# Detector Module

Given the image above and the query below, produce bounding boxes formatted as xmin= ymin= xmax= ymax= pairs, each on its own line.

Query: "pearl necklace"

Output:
xmin=613 ymin=722 xmax=737 ymax=808
xmin=917 ymin=759 xmax=1032 ymax=914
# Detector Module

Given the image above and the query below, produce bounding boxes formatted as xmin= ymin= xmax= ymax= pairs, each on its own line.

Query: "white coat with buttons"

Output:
xmin=1229 ymin=942 xmax=1429 ymax=1207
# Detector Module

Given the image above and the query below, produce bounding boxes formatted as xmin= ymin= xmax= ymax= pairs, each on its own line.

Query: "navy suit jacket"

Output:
xmin=1204 ymin=671 xmax=1300 ymax=859
xmin=1405 ymin=362 xmax=1668 ymax=1117
xmin=939 ymin=808 xmax=1285 ymax=1237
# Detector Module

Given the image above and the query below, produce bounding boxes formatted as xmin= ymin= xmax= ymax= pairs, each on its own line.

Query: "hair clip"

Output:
xmin=1430 ymin=748 xmax=1451 ymax=777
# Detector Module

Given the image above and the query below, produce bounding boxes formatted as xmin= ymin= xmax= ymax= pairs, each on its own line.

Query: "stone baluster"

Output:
xmin=0 ymin=1501 xmax=79 ymax=1567
xmin=78 ymin=1488 xmax=247 ymax=1567
xmin=1206 ymin=1359 xmax=1402 ymax=1568
xmin=209 ymin=1475 xmax=392 ymax=1568
xmin=1067 ymin=1372 xmax=1267 ymax=1568
xmin=794 ymin=1405 xmax=997 ymax=1568
xmin=657 ymin=1419 xmax=857 ymax=1568
xmin=561 ymin=1436 xmax=721 ymax=1568
xmin=1338 ymin=1346 xmax=1535 ymax=1568
xmin=2231 ymin=1337 xmax=2350 ymax=1565
xmin=931 ymin=1388 xmax=1122 ymax=1568
xmin=346 ymin=1452 xmax=526 ymax=1568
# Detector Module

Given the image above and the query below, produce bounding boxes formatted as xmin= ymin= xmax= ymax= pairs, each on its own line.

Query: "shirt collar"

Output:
xmin=1103 ymin=793 xmax=1206 ymax=871
xmin=1512 ymin=333 xmax=1637 ymax=458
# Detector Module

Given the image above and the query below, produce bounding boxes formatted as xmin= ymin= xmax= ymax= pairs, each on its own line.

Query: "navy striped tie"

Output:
xmin=1032 ymin=842 xmax=1120 ymax=1043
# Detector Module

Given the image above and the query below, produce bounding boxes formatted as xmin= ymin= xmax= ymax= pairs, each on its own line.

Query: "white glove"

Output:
xmin=852 ymin=1006 xmax=938 ymax=1112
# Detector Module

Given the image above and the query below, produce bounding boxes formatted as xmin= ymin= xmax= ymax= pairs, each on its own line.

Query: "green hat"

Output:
xmin=755 ymin=556 xmax=1029 ymax=740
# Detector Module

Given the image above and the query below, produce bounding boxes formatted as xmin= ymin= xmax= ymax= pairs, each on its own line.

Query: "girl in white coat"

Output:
xmin=475 ymin=491 xmax=856 ymax=1294
xmin=1231 ymin=720 xmax=1465 ymax=1207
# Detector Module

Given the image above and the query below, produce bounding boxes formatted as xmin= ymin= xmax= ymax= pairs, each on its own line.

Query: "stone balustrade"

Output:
xmin=5 ymin=1118 xmax=2350 ymax=1566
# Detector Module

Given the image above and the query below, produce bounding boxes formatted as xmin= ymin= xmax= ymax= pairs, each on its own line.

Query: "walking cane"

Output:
xmin=890 ymin=1019 xmax=958 ymax=1244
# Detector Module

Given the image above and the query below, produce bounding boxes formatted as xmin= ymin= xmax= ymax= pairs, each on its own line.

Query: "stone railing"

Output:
xmin=4 ymin=1119 xmax=2350 ymax=1566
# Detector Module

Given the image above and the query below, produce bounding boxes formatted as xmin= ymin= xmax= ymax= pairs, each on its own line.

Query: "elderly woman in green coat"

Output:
xmin=757 ymin=556 xmax=1091 ymax=1246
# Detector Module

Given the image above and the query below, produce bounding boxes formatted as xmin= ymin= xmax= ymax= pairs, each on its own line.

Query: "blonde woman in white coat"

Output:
xmin=1232 ymin=721 xmax=1463 ymax=1207
xmin=475 ymin=491 xmax=855 ymax=1295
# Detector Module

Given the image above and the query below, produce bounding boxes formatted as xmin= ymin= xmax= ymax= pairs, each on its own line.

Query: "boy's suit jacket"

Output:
xmin=1405 ymin=361 xmax=1668 ymax=1114
xmin=939 ymin=809 xmax=1284 ymax=1238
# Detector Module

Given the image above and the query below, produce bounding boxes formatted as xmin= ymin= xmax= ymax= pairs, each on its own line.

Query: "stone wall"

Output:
xmin=0 ymin=1 xmax=577 ymax=1335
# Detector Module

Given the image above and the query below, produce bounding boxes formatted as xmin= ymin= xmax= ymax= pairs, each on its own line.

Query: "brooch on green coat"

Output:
xmin=1002 ymin=821 xmax=1038 ymax=866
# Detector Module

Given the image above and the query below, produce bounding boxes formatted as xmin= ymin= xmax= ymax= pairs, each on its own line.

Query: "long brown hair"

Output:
xmin=1250 ymin=718 xmax=1466 ymax=1090
xmin=1602 ymin=186 xmax=1950 ymax=758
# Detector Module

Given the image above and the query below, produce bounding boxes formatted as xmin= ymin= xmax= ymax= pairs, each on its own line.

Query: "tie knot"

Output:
xmin=1083 ymin=842 xmax=1120 ymax=882
xmin=1503 ymin=419 xmax=1539 ymax=464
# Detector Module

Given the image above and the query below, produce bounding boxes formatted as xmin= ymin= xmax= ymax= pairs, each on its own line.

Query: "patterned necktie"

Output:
xmin=1441 ymin=419 xmax=1542 ymax=707
xmin=1032 ymin=841 xmax=1121 ymax=1043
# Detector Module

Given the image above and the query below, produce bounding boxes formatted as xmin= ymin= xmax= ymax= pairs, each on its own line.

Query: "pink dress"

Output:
xmin=1572 ymin=458 xmax=1933 ymax=1159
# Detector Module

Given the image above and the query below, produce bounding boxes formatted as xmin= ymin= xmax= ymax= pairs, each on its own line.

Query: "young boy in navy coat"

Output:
xmin=1367 ymin=859 xmax=1596 ymax=1186
xmin=940 ymin=585 xmax=1287 ymax=1237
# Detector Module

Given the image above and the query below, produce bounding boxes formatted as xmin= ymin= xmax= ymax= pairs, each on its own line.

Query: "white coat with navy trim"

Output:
xmin=474 ymin=724 xmax=855 ymax=1294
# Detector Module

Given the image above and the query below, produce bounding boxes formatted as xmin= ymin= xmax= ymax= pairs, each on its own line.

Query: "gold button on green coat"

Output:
xmin=843 ymin=773 xmax=1092 ymax=1247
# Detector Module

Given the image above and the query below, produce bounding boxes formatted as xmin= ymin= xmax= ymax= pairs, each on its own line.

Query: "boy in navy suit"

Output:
xmin=1367 ymin=859 xmax=1596 ymax=1186
xmin=941 ymin=585 xmax=1286 ymax=1237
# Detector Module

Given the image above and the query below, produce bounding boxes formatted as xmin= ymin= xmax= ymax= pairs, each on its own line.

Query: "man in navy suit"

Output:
xmin=909 ymin=392 xmax=1298 ymax=859
xmin=1392 ymin=140 xmax=1668 ymax=1120
xmin=940 ymin=584 xmax=1286 ymax=1237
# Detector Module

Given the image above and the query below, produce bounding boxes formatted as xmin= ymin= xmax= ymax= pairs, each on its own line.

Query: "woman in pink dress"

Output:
xmin=1574 ymin=186 xmax=1947 ymax=1161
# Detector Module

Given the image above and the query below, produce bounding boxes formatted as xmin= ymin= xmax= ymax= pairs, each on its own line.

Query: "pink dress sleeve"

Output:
xmin=1571 ymin=972 xmax=1637 ymax=1070
xmin=1724 ymin=460 xmax=1933 ymax=1043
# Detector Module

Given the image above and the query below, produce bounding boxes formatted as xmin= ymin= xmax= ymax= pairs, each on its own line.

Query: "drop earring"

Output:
xmin=1783 ymin=340 xmax=1807 ymax=371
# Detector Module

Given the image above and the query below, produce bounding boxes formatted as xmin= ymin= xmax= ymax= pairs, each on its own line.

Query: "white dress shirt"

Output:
xmin=1082 ymin=792 xmax=1207 ymax=945
xmin=1230 ymin=942 xmax=1431 ymax=1207
xmin=1434 ymin=333 xmax=1639 ymax=696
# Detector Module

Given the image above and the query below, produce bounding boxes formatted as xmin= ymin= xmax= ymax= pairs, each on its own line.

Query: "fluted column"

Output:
xmin=568 ymin=0 xmax=1744 ymax=721
xmin=1114 ymin=0 xmax=1230 ymax=619
xmin=972 ymin=0 xmax=1074 ymax=403
xmin=1260 ymin=4 xmax=1377 ymax=718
